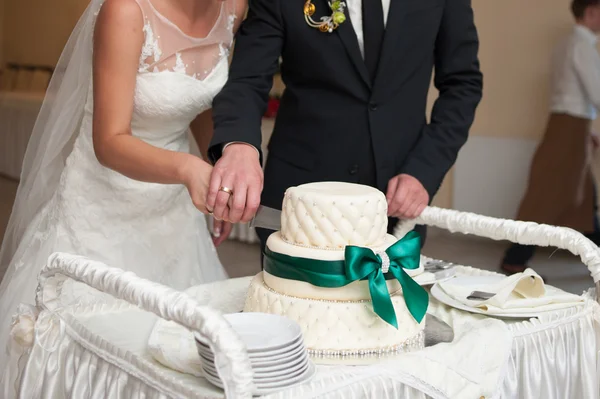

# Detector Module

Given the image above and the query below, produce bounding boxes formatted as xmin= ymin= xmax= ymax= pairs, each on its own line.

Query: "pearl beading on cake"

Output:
xmin=307 ymin=330 xmax=424 ymax=357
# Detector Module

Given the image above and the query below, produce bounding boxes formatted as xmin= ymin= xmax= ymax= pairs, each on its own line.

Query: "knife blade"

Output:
xmin=249 ymin=205 xmax=282 ymax=230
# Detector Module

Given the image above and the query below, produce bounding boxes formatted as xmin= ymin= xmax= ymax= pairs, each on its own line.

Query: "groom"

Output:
xmin=207 ymin=0 xmax=483 ymax=253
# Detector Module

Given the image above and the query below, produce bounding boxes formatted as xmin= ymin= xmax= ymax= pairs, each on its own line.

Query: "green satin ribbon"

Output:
xmin=263 ymin=231 xmax=428 ymax=328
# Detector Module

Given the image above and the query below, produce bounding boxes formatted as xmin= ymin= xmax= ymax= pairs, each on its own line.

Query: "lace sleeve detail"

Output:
xmin=226 ymin=0 xmax=238 ymax=35
xmin=133 ymin=0 xmax=162 ymax=72
xmin=227 ymin=13 xmax=237 ymax=33
xmin=139 ymin=21 xmax=162 ymax=72
xmin=132 ymin=0 xmax=235 ymax=79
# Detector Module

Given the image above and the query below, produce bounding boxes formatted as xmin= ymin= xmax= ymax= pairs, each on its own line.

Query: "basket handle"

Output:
xmin=37 ymin=252 xmax=255 ymax=399
xmin=394 ymin=206 xmax=600 ymax=286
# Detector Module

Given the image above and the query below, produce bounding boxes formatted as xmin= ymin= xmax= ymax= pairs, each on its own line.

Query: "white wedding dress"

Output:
xmin=0 ymin=0 xmax=235 ymax=369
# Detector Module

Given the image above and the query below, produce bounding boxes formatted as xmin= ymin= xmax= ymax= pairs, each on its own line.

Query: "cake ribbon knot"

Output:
xmin=262 ymin=231 xmax=428 ymax=329
xmin=344 ymin=231 xmax=428 ymax=329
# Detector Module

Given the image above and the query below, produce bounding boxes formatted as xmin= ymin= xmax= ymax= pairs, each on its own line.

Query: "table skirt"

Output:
xmin=5 ymin=266 xmax=600 ymax=399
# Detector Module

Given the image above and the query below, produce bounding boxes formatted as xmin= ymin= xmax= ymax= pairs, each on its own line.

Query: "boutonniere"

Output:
xmin=304 ymin=0 xmax=347 ymax=33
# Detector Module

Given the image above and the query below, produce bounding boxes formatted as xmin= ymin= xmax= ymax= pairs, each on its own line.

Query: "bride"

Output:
xmin=0 ymin=0 xmax=246 ymax=368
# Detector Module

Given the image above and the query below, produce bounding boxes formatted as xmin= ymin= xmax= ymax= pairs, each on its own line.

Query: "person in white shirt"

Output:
xmin=501 ymin=0 xmax=600 ymax=275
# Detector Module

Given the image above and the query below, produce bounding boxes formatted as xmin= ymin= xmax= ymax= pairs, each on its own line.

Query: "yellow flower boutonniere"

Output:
xmin=304 ymin=0 xmax=346 ymax=33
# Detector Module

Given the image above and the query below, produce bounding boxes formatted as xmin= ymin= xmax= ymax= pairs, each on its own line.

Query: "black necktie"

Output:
xmin=362 ymin=0 xmax=385 ymax=82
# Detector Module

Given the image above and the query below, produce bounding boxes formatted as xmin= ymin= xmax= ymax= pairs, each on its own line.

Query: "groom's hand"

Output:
xmin=207 ymin=144 xmax=263 ymax=223
xmin=386 ymin=174 xmax=429 ymax=219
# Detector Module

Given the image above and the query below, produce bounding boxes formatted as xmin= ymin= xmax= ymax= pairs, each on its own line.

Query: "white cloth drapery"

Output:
xmin=5 ymin=265 xmax=600 ymax=399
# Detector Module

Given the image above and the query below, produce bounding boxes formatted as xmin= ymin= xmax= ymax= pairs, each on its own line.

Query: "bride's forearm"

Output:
xmin=94 ymin=134 xmax=203 ymax=185
xmin=91 ymin=2 xmax=207 ymax=187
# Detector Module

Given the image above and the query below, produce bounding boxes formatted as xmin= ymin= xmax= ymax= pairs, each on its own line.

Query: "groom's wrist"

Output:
xmin=222 ymin=142 xmax=260 ymax=158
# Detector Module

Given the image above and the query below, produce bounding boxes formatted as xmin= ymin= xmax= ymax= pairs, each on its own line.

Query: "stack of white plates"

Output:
xmin=195 ymin=313 xmax=315 ymax=395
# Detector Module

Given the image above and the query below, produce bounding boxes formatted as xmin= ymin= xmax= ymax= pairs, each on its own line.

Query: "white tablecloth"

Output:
xmin=0 ymin=91 xmax=44 ymax=179
xmin=5 ymin=266 xmax=600 ymax=399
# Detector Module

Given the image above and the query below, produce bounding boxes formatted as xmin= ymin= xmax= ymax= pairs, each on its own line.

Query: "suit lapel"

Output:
xmin=374 ymin=0 xmax=408 ymax=89
xmin=334 ymin=2 xmax=371 ymax=89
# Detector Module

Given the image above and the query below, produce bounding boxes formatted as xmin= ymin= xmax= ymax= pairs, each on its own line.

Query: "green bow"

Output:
xmin=263 ymin=231 xmax=428 ymax=329
xmin=344 ymin=231 xmax=428 ymax=328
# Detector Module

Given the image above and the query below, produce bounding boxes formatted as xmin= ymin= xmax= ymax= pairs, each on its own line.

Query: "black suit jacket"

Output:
xmin=209 ymin=0 xmax=482 ymax=213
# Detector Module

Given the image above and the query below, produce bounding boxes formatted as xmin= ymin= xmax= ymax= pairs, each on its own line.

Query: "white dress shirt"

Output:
xmin=346 ymin=0 xmax=391 ymax=58
xmin=551 ymin=25 xmax=600 ymax=120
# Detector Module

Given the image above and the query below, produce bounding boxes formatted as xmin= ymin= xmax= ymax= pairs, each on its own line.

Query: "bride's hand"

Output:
xmin=182 ymin=157 xmax=213 ymax=214
xmin=212 ymin=220 xmax=233 ymax=246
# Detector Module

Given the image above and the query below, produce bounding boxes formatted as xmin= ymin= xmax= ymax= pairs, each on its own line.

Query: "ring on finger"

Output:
xmin=218 ymin=186 xmax=234 ymax=196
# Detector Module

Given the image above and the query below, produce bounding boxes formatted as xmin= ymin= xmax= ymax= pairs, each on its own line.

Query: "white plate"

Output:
xmin=430 ymin=275 xmax=557 ymax=319
xmin=202 ymin=362 xmax=316 ymax=396
xmin=195 ymin=313 xmax=302 ymax=353
xmin=203 ymin=350 xmax=308 ymax=378
xmin=252 ymin=350 xmax=307 ymax=373
xmin=200 ymin=347 xmax=307 ymax=373
xmin=254 ymin=361 xmax=309 ymax=383
xmin=201 ymin=358 xmax=308 ymax=382
xmin=250 ymin=343 xmax=307 ymax=366
xmin=197 ymin=335 xmax=305 ymax=360
xmin=203 ymin=358 xmax=308 ymax=383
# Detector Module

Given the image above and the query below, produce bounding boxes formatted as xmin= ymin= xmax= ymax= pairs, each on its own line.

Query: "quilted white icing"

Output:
xmin=281 ymin=182 xmax=388 ymax=249
xmin=244 ymin=273 xmax=424 ymax=353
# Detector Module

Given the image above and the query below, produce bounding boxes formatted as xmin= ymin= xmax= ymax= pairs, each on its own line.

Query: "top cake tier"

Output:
xmin=280 ymin=182 xmax=388 ymax=249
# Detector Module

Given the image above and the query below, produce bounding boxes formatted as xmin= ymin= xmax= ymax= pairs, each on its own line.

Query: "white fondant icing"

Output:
xmin=244 ymin=273 xmax=424 ymax=353
xmin=249 ymin=182 xmax=427 ymax=354
xmin=281 ymin=182 xmax=388 ymax=249
xmin=266 ymin=232 xmax=399 ymax=261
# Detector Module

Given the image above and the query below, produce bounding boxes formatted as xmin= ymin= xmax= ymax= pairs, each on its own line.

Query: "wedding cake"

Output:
xmin=244 ymin=182 xmax=428 ymax=356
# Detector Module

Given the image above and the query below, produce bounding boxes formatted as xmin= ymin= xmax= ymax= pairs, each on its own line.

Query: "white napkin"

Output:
xmin=438 ymin=269 xmax=584 ymax=314
xmin=413 ymin=271 xmax=436 ymax=285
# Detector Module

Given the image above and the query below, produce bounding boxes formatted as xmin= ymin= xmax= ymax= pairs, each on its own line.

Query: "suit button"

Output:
xmin=369 ymin=103 xmax=377 ymax=111
xmin=348 ymin=164 xmax=359 ymax=175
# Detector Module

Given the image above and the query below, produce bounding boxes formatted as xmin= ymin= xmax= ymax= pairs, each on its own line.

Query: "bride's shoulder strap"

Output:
xmin=223 ymin=0 xmax=242 ymax=35
xmin=124 ymin=0 xmax=161 ymax=72
xmin=129 ymin=0 xmax=153 ymax=22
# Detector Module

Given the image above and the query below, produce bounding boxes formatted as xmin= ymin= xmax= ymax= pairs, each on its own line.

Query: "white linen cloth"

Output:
xmin=438 ymin=268 xmax=584 ymax=313
xmin=550 ymin=24 xmax=600 ymax=120
xmin=5 ymin=266 xmax=600 ymax=399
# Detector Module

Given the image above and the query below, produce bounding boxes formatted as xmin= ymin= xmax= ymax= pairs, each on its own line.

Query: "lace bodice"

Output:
xmin=82 ymin=0 xmax=236 ymax=146
xmin=130 ymin=0 xmax=236 ymax=143
xmin=137 ymin=0 xmax=235 ymax=79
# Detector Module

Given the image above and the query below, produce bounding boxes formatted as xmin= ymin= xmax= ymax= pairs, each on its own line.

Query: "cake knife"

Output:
xmin=249 ymin=205 xmax=282 ymax=230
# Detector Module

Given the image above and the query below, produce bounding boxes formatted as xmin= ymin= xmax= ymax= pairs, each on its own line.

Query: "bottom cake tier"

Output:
xmin=243 ymin=272 xmax=425 ymax=356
